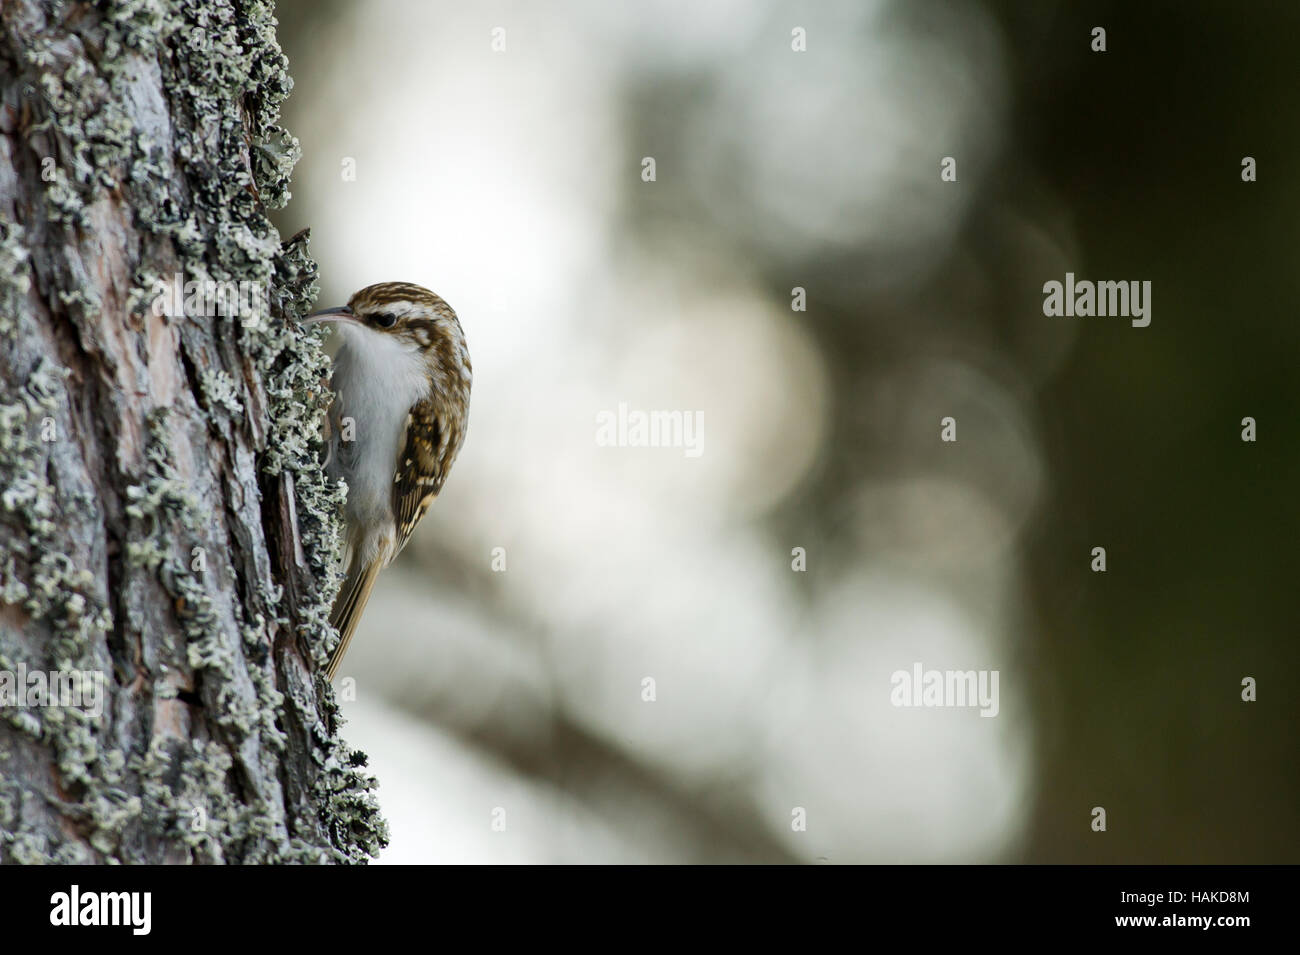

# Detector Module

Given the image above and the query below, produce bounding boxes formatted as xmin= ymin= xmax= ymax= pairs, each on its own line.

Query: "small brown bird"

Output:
xmin=302 ymin=282 xmax=471 ymax=681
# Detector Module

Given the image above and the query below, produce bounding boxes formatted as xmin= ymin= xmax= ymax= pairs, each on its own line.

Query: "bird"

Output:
xmin=301 ymin=282 xmax=471 ymax=681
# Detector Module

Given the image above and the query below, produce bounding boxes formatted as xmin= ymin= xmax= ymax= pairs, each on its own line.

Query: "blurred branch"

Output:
xmin=410 ymin=696 xmax=800 ymax=863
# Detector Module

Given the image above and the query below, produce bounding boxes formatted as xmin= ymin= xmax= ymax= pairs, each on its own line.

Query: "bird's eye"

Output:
xmin=372 ymin=312 xmax=398 ymax=328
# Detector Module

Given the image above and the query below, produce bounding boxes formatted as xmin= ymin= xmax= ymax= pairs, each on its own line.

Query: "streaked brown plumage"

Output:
xmin=302 ymin=282 xmax=471 ymax=680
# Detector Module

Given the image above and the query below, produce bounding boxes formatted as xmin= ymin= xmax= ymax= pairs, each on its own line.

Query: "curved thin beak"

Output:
xmin=301 ymin=305 xmax=356 ymax=326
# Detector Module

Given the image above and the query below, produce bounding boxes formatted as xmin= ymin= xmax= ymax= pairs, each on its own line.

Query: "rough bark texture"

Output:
xmin=0 ymin=0 xmax=386 ymax=863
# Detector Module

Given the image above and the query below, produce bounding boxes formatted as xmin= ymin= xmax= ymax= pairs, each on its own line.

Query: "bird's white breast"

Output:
xmin=327 ymin=323 xmax=431 ymax=564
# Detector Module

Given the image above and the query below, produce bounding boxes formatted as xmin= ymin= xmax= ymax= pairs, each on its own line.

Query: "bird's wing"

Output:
xmin=391 ymin=397 xmax=448 ymax=555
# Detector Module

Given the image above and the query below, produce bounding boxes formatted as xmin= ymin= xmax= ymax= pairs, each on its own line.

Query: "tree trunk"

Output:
xmin=0 ymin=0 xmax=386 ymax=863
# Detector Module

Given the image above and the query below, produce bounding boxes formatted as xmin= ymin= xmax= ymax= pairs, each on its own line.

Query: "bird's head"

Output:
xmin=306 ymin=281 xmax=460 ymax=347
xmin=304 ymin=281 xmax=472 ymax=397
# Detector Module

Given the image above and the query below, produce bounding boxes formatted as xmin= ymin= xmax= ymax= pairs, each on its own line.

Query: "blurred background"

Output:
xmin=271 ymin=0 xmax=1300 ymax=863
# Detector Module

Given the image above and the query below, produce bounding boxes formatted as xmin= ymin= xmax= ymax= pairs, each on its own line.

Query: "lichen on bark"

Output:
xmin=0 ymin=0 xmax=386 ymax=863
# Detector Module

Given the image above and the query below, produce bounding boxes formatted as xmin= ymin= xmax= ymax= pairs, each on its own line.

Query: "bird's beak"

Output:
xmin=301 ymin=305 xmax=356 ymax=326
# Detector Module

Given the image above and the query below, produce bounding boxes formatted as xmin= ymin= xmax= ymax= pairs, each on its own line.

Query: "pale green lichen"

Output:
xmin=0 ymin=361 xmax=89 ymax=631
xmin=0 ymin=223 xmax=31 ymax=335
xmin=0 ymin=0 xmax=385 ymax=864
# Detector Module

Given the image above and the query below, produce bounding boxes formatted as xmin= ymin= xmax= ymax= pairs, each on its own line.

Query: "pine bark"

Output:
xmin=0 ymin=0 xmax=385 ymax=863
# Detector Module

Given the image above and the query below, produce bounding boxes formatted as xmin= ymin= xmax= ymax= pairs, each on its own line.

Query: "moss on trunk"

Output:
xmin=0 ymin=0 xmax=385 ymax=863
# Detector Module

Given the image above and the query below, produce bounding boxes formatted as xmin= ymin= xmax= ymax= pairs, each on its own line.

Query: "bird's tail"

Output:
xmin=326 ymin=554 xmax=382 ymax=681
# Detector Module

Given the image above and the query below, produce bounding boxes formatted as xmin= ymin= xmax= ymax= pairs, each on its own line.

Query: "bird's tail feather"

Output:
xmin=326 ymin=555 xmax=381 ymax=681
